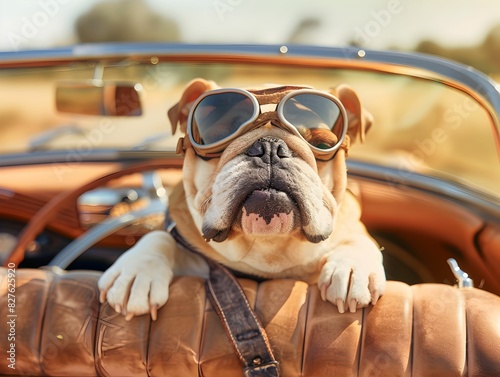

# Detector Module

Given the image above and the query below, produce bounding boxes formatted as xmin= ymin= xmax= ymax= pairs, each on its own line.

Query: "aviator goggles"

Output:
xmin=177 ymin=86 xmax=349 ymax=161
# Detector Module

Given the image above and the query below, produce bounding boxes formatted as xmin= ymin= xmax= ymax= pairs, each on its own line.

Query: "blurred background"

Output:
xmin=1 ymin=0 xmax=499 ymax=78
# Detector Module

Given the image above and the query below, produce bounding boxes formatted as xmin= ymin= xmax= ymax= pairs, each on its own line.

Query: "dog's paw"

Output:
xmin=98 ymin=231 xmax=175 ymax=321
xmin=318 ymin=247 xmax=386 ymax=313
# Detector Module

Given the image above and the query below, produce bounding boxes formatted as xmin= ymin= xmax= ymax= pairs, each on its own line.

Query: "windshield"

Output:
xmin=0 ymin=61 xmax=498 ymax=198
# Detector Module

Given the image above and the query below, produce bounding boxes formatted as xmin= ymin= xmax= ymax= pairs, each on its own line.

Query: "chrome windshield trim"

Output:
xmin=0 ymin=150 xmax=181 ymax=167
xmin=347 ymin=160 xmax=500 ymax=220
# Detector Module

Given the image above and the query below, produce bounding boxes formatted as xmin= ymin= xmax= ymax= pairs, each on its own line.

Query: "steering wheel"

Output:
xmin=5 ymin=159 xmax=182 ymax=267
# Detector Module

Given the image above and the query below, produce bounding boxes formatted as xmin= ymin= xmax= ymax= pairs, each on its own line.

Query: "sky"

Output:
xmin=0 ymin=0 xmax=499 ymax=52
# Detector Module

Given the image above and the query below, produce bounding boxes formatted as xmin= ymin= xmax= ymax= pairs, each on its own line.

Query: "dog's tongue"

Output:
xmin=241 ymin=189 xmax=295 ymax=235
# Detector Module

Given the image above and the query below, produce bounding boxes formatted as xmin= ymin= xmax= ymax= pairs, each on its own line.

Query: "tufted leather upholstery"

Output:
xmin=1 ymin=268 xmax=499 ymax=376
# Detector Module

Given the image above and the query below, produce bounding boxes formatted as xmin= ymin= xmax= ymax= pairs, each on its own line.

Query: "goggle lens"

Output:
xmin=281 ymin=93 xmax=342 ymax=150
xmin=192 ymin=92 xmax=255 ymax=145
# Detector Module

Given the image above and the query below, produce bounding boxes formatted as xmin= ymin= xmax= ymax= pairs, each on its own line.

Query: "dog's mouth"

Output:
xmin=239 ymin=188 xmax=297 ymax=235
xmin=202 ymin=187 xmax=303 ymax=243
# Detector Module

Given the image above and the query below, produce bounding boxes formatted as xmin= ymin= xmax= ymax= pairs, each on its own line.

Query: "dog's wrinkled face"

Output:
xmin=199 ymin=126 xmax=333 ymax=243
xmin=168 ymin=78 xmax=372 ymax=255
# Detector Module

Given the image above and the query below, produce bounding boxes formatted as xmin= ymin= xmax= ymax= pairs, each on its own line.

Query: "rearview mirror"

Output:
xmin=56 ymin=81 xmax=143 ymax=116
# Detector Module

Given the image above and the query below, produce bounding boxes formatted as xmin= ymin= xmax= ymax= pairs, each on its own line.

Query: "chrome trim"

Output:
xmin=53 ymin=170 xmax=169 ymax=268
xmin=0 ymin=43 xmax=498 ymax=111
xmin=0 ymin=150 xmax=181 ymax=167
xmin=48 ymin=198 xmax=167 ymax=269
xmin=346 ymin=160 xmax=500 ymax=221
xmin=447 ymin=258 xmax=474 ymax=288
xmin=77 ymin=171 xmax=167 ymax=229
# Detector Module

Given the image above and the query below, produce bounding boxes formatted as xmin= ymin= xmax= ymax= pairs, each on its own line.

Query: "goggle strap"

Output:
xmin=340 ymin=134 xmax=351 ymax=156
xmin=249 ymin=85 xmax=311 ymax=96
xmin=176 ymin=135 xmax=228 ymax=159
xmin=250 ymin=86 xmax=312 ymax=105
xmin=253 ymin=112 xmax=280 ymax=126
xmin=176 ymin=137 xmax=188 ymax=155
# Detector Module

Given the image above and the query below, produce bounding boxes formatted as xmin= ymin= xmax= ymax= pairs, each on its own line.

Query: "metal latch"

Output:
xmin=447 ymin=258 xmax=474 ymax=288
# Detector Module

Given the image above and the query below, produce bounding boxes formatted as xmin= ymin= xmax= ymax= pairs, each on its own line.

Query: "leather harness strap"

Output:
xmin=205 ymin=258 xmax=280 ymax=377
xmin=166 ymin=215 xmax=280 ymax=377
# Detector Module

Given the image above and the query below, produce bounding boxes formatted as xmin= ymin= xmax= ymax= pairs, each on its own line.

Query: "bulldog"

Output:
xmin=98 ymin=78 xmax=386 ymax=320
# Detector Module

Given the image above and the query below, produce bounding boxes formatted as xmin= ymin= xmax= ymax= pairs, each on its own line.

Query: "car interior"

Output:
xmin=1 ymin=48 xmax=499 ymax=376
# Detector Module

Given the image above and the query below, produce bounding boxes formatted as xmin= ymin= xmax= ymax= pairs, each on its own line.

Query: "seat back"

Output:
xmin=1 ymin=268 xmax=499 ymax=376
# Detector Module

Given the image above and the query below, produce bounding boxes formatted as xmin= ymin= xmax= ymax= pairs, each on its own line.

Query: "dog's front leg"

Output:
xmin=318 ymin=236 xmax=386 ymax=314
xmin=98 ymin=230 xmax=209 ymax=320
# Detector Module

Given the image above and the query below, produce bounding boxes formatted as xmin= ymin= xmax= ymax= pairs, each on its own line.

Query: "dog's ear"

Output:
xmin=332 ymin=85 xmax=373 ymax=144
xmin=168 ymin=78 xmax=218 ymax=134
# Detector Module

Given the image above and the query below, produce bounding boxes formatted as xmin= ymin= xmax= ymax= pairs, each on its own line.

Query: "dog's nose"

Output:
xmin=246 ymin=137 xmax=292 ymax=164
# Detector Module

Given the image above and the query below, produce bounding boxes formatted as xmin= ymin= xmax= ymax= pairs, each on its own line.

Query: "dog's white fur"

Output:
xmin=98 ymin=79 xmax=386 ymax=320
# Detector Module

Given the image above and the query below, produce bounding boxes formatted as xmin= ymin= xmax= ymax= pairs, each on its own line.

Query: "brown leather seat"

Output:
xmin=1 ymin=268 xmax=499 ymax=376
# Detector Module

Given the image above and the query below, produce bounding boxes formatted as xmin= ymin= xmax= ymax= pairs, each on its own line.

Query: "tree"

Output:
xmin=76 ymin=0 xmax=180 ymax=43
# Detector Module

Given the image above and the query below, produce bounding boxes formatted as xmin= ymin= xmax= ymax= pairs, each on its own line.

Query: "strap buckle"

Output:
xmin=244 ymin=360 xmax=280 ymax=377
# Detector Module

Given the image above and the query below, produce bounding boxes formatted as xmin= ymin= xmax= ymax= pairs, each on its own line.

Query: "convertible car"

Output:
xmin=0 ymin=43 xmax=499 ymax=376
